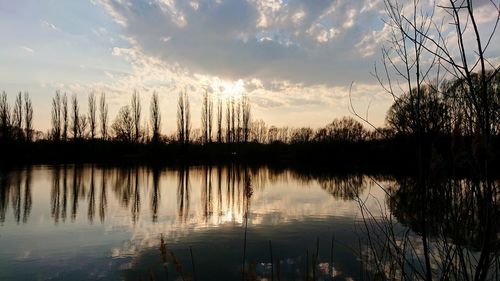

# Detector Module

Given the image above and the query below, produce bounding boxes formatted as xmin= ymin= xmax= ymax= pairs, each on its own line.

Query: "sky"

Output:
xmin=0 ymin=0 xmax=499 ymax=134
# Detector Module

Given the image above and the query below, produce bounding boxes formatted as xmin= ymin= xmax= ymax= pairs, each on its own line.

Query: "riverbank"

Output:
xmin=1 ymin=135 xmax=499 ymax=177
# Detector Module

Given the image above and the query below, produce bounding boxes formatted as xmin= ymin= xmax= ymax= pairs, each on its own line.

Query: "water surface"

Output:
xmin=0 ymin=165 xmax=443 ymax=280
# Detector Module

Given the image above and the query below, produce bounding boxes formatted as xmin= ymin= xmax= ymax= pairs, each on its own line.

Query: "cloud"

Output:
xmin=91 ymin=0 xmax=390 ymax=87
xmin=40 ymin=20 xmax=60 ymax=31
xmin=92 ymin=27 xmax=108 ymax=37
xmin=55 ymin=0 xmax=499 ymax=130
xmin=20 ymin=46 xmax=34 ymax=53
xmin=56 ymin=45 xmax=390 ymax=129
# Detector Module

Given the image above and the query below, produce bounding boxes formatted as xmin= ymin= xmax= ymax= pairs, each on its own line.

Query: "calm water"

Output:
xmin=0 ymin=165 xmax=492 ymax=280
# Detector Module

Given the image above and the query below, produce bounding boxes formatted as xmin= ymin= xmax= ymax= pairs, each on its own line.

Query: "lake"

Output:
xmin=0 ymin=165 xmax=497 ymax=280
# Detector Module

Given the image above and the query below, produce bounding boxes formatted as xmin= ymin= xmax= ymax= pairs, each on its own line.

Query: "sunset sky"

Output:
xmin=1 ymin=0 xmax=499 ymax=134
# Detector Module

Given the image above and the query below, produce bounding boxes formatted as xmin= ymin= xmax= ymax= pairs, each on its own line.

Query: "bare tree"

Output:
xmin=24 ymin=92 xmax=33 ymax=142
xmin=185 ymin=91 xmax=191 ymax=144
xmin=277 ymin=126 xmax=289 ymax=143
xmin=290 ymin=127 xmax=313 ymax=144
xmin=226 ymin=97 xmax=231 ymax=143
xmin=217 ymin=95 xmax=223 ymax=143
xmin=131 ymin=90 xmax=141 ymax=142
xmin=236 ymin=98 xmax=241 ymax=143
xmin=201 ymin=90 xmax=209 ymax=144
xmin=150 ymin=91 xmax=161 ymax=143
xmin=208 ymin=92 xmax=213 ymax=143
xmin=351 ymin=2 xmax=500 ymax=281
xmin=242 ymin=94 xmax=251 ymax=143
xmin=176 ymin=90 xmax=191 ymax=144
xmin=412 ymin=1 xmax=499 ymax=142
xmin=62 ymin=93 xmax=68 ymax=141
xmin=79 ymin=115 xmax=88 ymax=139
xmin=112 ymin=105 xmax=133 ymax=142
xmin=99 ymin=92 xmax=108 ymax=140
xmin=201 ymin=90 xmax=213 ymax=144
xmin=323 ymin=117 xmax=367 ymax=142
xmin=51 ymin=91 xmax=62 ymax=141
xmin=251 ymin=119 xmax=267 ymax=143
xmin=0 ymin=91 xmax=11 ymax=140
xmin=13 ymin=92 xmax=23 ymax=140
xmin=365 ymin=2 xmax=441 ymax=280
xmin=71 ymin=94 xmax=80 ymax=140
xmin=88 ymin=92 xmax=97 ymax=140
xmin=177 ymin=91 xmax=185 ymax=143
xmin=231 ymin=96 xmax=235 ymax=143
xmin=143 ymin=119 xmax=150 ymax=143
xmin=268 ymin=126 xmax=278 ymax=143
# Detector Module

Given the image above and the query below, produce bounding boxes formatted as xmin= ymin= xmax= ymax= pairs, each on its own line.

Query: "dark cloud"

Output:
xmin=97 ymin=0 xmax=499 ymax=89
xmin=96 ymin=0 xmax=387 ymax=86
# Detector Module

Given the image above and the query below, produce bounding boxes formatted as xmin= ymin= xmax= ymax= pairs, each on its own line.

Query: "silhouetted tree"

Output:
xmin=51 ymin=91 xmax=62 ymax=141
xmin=176 ymin=91 xmax=191 ymax=144
xmin=150 ymin=91 xmax=161 ymax=143
xmin=24 ymin=92 xmax=33 ymax=142
xmin=185 ymin=91 xmax=191 ymax=144
xmin=226 ymin=97 xmax=232 ymax=143
xmin=242 ymin=94 xmax=251 ymax=142
xmin=321 ymin=117 xmax=367 ymax=142
xmin=363 ymin=2 xmax=500 ymax=281
xmin=236 ymin=98 xmax=241 ymax=143
xmin=112 ymin=105 xmax=133 ymax=142
xmin=278 ymin=127 xmax=289 ymax=143
xmin=88 ymin=92 xmax=97 ymax=140
xmin=61 ymin=93 xmax=68 ymax=141
xmin=201 ymin=90 xmax=214 ymax=144
xmin=71 ymin=94 xmax=80 ymax=140
xmin=13 ymin=92 xmax=23 ymax=140
xmin=99 ymin=92 xmax=108 ymax=140
xmin=231 ymin=96 xmax=235 ymax=143
xmin=201 ymin=90 xmax=209 ymax=144
xmin=208 ymin=92 xmax=213 ymax=143
xmin=405 ymin=1 xmax=498 ymax=151
xmin=251 ymin=119 xmax=267 ymax=143
xmin=131 ymin=90 xmax=141 ymax=142
xmin=78 ymin=115 xmax=88 ymax=139
xmin=290 ymin=127 xmax=313 ymax=144
xmin=386 ymin=85 xmax=447 ymax=135
xmin=177 ymin=91 xmax=186 ymax=143
xmin=441 ymin=70 xmax=500 ymax=136
xmin=0 ymin=91 xmax=11 ymax=140
xmin=217 ymin=95 xmax=223 ymax=143
xmin=268 ymin=126 xmax=278 ymax=143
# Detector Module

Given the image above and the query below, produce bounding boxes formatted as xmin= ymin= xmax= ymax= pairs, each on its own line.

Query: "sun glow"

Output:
xmin=207 ymin=78 xmax=245 ymax=99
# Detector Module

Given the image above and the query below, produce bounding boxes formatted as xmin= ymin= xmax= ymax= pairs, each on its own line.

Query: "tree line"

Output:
xmin=0 ymin=70 xmax=499 ymax=147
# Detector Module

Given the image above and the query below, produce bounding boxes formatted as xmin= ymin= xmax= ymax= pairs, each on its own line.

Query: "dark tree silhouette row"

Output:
xmin=1 ymin=70 xmax=498 ymax=147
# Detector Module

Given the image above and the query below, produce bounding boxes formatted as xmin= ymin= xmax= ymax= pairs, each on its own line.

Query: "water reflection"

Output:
xmin=0 ymin=166 xmax=498 ymax=280
xmin=318 ymin=174 xmax=366 ymax=201
xmin=358 ymin=176 xmax=500 ymax=281
xmin=151 ymin=167 xmax=159 ymax=222
xmin=0 ymin=168 xmax=32 ymax=224
xmin=5 ymin=165 xmax=496 ymax=242
xmin=1 ymin=166 xmax=497 ymax=251
xmin=0 ymin=165 xmax=380 ymax=227
xmin=177 ymin=167 xmax=190 ymax=222
xmin=387 ymin=177 xmax=500 ymax=249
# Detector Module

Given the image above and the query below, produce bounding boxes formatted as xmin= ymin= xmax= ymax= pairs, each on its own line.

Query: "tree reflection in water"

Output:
xmin=358 ymin=176 xmax=499 ymax=281
xmin=177 ymin=167 xmax=190 ymax=223
xmin=1 ymin=166 xmax=498 ymax=280
xmin=35 ymin=165 xmax=377 ymax=227
xmin=0 ymin=167 xmax=32 ymax=224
